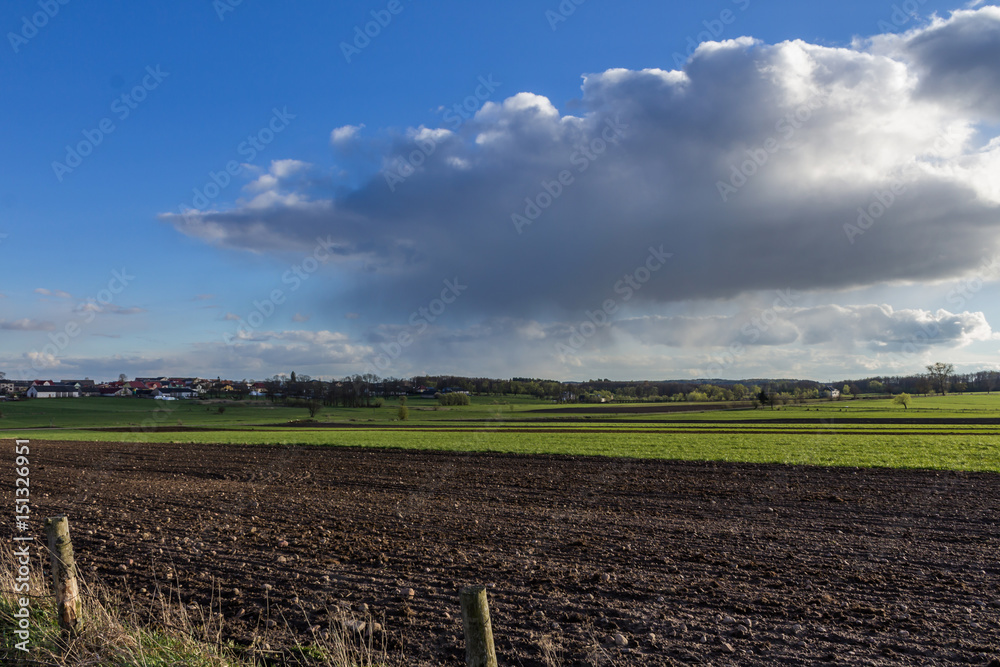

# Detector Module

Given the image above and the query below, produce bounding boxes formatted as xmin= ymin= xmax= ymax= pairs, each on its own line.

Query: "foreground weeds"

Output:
xmin=0 ymin=545 xmax=398 ymax=666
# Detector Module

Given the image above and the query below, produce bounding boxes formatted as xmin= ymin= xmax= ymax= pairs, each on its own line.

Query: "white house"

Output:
xmin=154 ymin=387 xmax=198 ymax=399
xmin=27 ymin=384 xmax=81 ymax=399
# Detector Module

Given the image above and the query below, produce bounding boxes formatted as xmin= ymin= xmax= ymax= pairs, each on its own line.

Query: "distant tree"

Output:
xmin=925 ymin=362 xmax=954 ymax=395
xmin=290 ymin=371 xmax=297 ymax=383
xmin=296 ymin=400 xmax=323 ymax=419
xmin=893 ymin=393 xmax=911 ymax=410
xmin=438 ymin=393 xmax=470 ymax=406
xmin=397 ymin=405 xmax=409 ymax=421
xmin=757 ymin=389 xmax=775 ymax=410
xmin=843 ymin=384 xmax=852 ymax=399
xmin=869 ymin=380 xmax=884 ymax=394
xmin=119 ymin=373 xmax=128 ymax=383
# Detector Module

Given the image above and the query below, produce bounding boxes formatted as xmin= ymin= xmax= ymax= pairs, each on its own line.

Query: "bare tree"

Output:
xmin=925 ymin=362 xmax=954 ymax=395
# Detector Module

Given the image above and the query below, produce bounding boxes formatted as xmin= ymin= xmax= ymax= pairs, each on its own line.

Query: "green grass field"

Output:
xmin=1 ymin=393 xmax=998 ymax=472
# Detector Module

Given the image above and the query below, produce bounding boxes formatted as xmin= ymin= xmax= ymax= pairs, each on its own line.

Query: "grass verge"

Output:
xmin=0 ymin=545 xmax=396 ymax=666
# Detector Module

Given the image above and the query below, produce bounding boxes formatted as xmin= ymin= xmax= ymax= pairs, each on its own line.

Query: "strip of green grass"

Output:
xmin=5 ymin=428 xmax=997 ymax=473
xmin=2 ymin=394 xmax=998 ymax=431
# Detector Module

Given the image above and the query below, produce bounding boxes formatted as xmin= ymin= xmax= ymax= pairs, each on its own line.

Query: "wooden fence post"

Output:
xmin=45 ymin=515 xmax=82 ymax=637
xmin=460 ymin=585 xmax=498 ymax=667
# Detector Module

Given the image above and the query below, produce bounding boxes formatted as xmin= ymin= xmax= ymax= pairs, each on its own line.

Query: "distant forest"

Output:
xmin=232 ymin=368 xmax=1000 ymax=407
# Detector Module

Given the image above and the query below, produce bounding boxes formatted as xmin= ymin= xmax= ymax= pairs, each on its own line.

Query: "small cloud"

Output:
xmin=224 ymin=313 xmax=242 ymax=321
xmin=0 ymin=318 xmax=56 ymax=331
xmin=292 ymin=313 xmax=311 ymax=322
xmin=270 ymin=159 xmax=309 ymax=179
xmin=92 ymin=333 xmax=122 ymax=339
xmin=331 ymin=124 xmax=365 ymax=147
xmin=107 ymin=306 xmax=146 ymax=315
xmin=345 ymin=312 xmax=360 ymax=320
xmin=34 ymin=288 xmax=71 ymax=299
xmin=27 ymin=350 xmax=61 ymax=369
xmin=73 ymin=302 xmax=146 ymax=316
xmin=193 ymin=294 xmax=215 ymax=301
xmin=74 ymin=302 xmax=102 ymax=314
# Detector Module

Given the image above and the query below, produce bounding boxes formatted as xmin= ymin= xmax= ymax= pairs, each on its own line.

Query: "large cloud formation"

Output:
xmin=618 ymin=304 xmax=995 ymax=350
xmin=161 ymin=8 xmax=1000 ymax=324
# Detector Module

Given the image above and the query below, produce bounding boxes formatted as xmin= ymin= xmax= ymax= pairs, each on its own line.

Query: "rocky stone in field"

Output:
xmin=344 ymin=619 xmax=366 ymax=633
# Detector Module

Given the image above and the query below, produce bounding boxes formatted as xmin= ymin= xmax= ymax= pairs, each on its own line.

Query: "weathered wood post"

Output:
xmin=45 ymin=515 xmax=82 ymax=637
xmin=460 ymin=585 xmax=498 ymax=667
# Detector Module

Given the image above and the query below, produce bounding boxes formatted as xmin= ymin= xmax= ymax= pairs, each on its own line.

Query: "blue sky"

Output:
xmin=2 ymin=0 xmax=999 ymax=382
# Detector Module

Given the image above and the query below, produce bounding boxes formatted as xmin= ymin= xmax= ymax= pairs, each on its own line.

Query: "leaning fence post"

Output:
xmin=460 ymin=585 xmax=498 ymax=667
xmin=45 ymin=515 xmax=82 ymax=637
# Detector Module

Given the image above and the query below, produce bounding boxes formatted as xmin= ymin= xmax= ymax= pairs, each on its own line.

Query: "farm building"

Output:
xmin=27 ymin=384 xmax=81 ymax=399
xmin=154 ymin=387 xmax=199 ymax=399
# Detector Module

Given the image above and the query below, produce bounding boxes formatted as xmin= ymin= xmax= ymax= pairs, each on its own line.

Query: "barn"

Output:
xmin=27 ymin=384 xmax=81 ymax=399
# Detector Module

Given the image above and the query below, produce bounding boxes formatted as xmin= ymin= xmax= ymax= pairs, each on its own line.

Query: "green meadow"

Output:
xmin=1 ymin=393 xmax=998 ymax=472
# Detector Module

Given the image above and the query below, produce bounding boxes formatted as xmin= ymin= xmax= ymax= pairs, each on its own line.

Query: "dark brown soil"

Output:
xmin=7 ymin=440 xmax=1000 ymax=665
